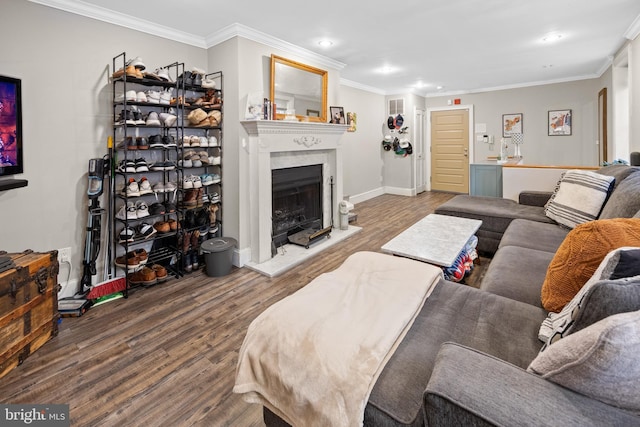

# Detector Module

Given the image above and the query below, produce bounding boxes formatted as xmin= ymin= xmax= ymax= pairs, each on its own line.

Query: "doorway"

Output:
xmin=429 ymin=108 xmax=471 ymax=193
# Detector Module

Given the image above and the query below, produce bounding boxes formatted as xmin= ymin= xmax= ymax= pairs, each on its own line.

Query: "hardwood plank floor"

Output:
xmin=0 ymin=191 xmax=455 ymax=426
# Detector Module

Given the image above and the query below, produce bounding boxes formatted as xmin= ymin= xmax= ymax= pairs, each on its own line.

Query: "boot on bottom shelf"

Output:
xmin=183 ymin=250 xmax=193 ymax=273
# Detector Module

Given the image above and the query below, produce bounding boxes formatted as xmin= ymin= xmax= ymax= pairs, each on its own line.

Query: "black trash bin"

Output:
xmin=201 ymin=237 xmax=237 ymax=277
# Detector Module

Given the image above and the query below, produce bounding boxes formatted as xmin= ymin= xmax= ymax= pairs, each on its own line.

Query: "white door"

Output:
xmin=414 ymin=108 xmax=426 ymax=193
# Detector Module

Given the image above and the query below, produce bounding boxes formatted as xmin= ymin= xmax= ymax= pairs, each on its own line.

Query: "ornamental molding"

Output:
xmin=293 ymin=136 xmax=322 ymax=148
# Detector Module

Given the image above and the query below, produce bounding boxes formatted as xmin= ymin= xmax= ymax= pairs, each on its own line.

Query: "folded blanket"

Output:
xmin=234 ymin=251 xmax=443 ymax=427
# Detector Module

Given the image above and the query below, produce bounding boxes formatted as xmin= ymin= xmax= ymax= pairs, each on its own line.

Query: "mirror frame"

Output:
xmin=270 ymin=54 xmax=328 ymax=123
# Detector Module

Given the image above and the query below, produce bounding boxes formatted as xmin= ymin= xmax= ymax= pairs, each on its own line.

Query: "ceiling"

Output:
xmin=34 ymin=0 xmax=640 ymax=96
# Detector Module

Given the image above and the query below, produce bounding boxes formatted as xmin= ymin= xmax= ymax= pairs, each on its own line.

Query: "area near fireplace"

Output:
xmin=240 ymin=120 xmax=361 ymax=276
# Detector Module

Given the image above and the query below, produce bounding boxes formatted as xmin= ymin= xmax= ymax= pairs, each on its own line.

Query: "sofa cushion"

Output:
xmin=528 ymin=310 xmax=640 ymax=415
xmin=539 ymin=247 xmax=640 ymax=342
xmin=599 ymin=170 xmax=640 ymax=219
xmin=597 ymin=164 xmax=640 ymax=189
xmin=481 ymin=246 xmax=553 ymax=307
xmin=541 ymin=218 xmax=640 ymax=312
xmin=499 ymin=219 xmax=569 ymax=253
xmin=544 ymin=170 xmax=615 ymax=229
xmin=366 ymin=279 xmax=546 ymax=427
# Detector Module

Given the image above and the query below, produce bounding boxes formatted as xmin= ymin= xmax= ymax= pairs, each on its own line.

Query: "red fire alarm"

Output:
xmin=454 ymin=98 xmax=461 ymax=105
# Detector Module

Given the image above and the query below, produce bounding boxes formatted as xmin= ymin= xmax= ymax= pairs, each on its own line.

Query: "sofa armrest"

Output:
xmin=423 ymin=343 xmax=638 ymax=427
xmin=518 ymin=191 xmax=553 ymax=207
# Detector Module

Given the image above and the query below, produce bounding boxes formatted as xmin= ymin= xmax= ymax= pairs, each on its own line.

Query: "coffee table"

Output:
xmin=381 ymin=214 xmax=482 ymax=267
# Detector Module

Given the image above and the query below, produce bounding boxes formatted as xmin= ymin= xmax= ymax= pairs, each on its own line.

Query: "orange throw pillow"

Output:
xmin=541 ymin=218 xmax=640 ymax=312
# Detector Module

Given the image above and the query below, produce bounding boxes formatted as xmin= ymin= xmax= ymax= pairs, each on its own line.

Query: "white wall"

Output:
xmin=337 ymin=85 xmax=385 ymax=202
xmin=425 ymin=79 xmax=604 ymax=167
xmin=0 ymin=0 xmax=206 ymax=295
xmin=629 ymin=35 xmax=640 ymax=154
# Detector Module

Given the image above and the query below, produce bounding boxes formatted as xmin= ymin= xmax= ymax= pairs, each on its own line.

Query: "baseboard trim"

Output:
xmin=347 ymin=187 xmax=384 ymax=205
xmin=384 ymin=186 xmax=415 ymax=197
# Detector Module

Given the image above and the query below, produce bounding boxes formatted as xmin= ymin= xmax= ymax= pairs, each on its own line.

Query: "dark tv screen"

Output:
xmin=0 ymin=75 xmax=23 ymax=176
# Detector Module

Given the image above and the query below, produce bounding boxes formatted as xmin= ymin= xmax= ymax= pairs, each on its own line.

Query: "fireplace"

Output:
xmin=272 ymin=164 xmax=323 ymax=248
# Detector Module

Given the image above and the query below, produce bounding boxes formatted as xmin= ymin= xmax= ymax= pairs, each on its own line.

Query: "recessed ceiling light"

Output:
xmin=543 ymin=64 xmax=554 ymax=68
xmin=318 ymin=40 xmax=333 ymax=48
xmin=542 ymin=33 xmax=563 ymax=43
xmin=436 ymin=85 xmax=444 ymax=90
xmin=381 ymin=66 xmax=394 ymax=74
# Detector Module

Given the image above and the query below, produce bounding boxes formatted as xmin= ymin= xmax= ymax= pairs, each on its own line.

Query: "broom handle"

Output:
xmin=105 ymin=136 xmax=114 ymax=280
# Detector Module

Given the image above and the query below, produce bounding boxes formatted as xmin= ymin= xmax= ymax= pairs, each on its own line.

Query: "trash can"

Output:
xmin=201 ymin=237 xmax=237 ymax=277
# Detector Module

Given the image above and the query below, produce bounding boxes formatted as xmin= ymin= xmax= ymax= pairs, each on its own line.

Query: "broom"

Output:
xmin=86 ymin=136 xmax=127 ymax=301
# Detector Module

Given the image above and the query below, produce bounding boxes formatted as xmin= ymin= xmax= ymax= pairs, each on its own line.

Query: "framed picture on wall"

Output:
xmin=502 ymin=113 xmax=523 ymax=137
xmin=548 ymin=109 xmax=572 ymax=136
xmin=347 ymin=112 xmax=357 ymax=132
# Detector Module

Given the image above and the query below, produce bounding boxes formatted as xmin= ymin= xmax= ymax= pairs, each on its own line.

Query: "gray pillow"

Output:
xmin=528 ymin=310 xmax=640 ymax=414
xmin=597 ymin=164 xmax=639 ymax=189
xmin=599 ymin=171 xmax=640 ymax=219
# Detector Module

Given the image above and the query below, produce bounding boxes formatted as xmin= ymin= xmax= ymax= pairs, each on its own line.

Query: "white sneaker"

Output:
xmin=138 ymin=177 xmax=153 ymax=195
xmin=125 ymin=90 xmax=137 ymax=101
xmin=201 ymin=78 xmax=216 ymax=89
xmin=127 ymin=56 xmax=146 ymax=70
xmin=136 ymin=200 xmax=150 ymax=218
xmin=210 ymin=155 xmax=221 ymax=165
xmin=200 ymin=174 xmax=213 ymax=186
xmin=146 ymin=90 xmax=160 ymax=104
xmin=183 ymin=176 xmax=194 ymax=189
xmin=190 ymin=136 xmax=201 ymax=147
xmin=122 ymin=178 xmax=140 ymax=197
xmin=159 ymin=110 xmax=177 ymax=127
xmin=118 ymin=226 xmax=135 ymax=243
xmin=146 ymin=111 xmax=161 ymax=126
xmin=126 ymin=201 xmax=138 ymax=219
xmin=191 ymin=175 xmax=202 ymax=189
xmin=152 ymin=182 xmax=166 ymax=193
xmin=211 ymin=173 xmax=221 ymax=184
xmin=199 ymin=136 xmax=208 ymax=147
xmin=208 ymin=136 xmax=218 ymax=147
xmin=156 ymin=68 xmax=172 ymax=82
xmin=116 ymin=204 xmax=128 ymax=220
xmin=136 ymin=91 xmax=147 ymax=102
xmin=159 ymin=89 xmax=172 ymax=105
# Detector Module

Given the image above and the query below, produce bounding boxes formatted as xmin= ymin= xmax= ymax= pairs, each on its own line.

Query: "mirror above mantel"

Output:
xmin=270 ymin=54 xmax=328 ymax=123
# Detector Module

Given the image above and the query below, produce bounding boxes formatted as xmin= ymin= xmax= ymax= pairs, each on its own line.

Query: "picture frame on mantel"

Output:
xmin=347 ymin=112 xmax=357 ymax=132
xmin=548 ymin=109 xmax=572 ymax=136
xmin=329 ymin=106 xmax=345 ymax=124
xmin=502 ymin=113 xmax=523 ymax=137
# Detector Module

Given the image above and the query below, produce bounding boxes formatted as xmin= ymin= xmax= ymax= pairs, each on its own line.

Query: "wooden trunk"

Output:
xmin=0 ymin=250 xmax=60 ymax=379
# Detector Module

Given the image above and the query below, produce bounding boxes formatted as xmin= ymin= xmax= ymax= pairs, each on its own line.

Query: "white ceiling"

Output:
xmin=32 ymin=0 xmax=640 ymax=96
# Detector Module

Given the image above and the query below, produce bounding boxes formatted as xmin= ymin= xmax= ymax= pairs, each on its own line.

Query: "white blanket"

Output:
xmin=233 ymin=251 xmax=443 ymax=427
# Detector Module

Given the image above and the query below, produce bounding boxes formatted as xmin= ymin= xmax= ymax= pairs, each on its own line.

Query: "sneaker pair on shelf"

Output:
xmin=118 ymin=221 xmax=157 ymax=243
xmin=150 ymin=161 xmax=177 ymax=171
xmin=121 ymin=177 xmax=152 ymax=197
xmin=200 ymin=173 xmax=220 ymax=186
xmin=114 ymin=248 xmax=148 ymax=270
xmin=116 ymin=200 xmax=150 ymax=220
xmin=118 ymin=158 xmax=149 ymax=173
xmin=183 ymin=175 xmax=203 ymax=189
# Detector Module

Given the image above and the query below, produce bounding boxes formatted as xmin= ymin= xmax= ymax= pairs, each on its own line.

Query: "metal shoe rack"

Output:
xmin=110 ymin=52 xmax=224 ymax=293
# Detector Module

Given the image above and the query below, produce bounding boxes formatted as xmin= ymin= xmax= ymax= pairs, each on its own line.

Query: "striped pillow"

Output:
xmin=544 ymin=170 xmax=614 ymax=228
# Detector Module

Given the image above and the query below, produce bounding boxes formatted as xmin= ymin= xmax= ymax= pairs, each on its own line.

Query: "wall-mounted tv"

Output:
xmin=0 ymin=75 xmax=23 ymax=176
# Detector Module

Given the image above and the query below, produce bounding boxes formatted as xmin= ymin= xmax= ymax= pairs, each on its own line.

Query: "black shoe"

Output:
xmin=183 ymin=251 xmax=193 ymax=273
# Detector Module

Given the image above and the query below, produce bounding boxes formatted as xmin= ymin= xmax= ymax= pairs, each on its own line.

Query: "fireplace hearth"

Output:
xmin=272 ymin=164 xmax=323 ymax=249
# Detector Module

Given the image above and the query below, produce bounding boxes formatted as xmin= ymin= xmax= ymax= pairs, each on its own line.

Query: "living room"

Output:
xmin=2 ymin=1 xmax=640 ymax=425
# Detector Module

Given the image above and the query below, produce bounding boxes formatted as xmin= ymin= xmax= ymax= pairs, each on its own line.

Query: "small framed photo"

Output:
xmin=346 ymin=112 xmax=357 ymax=132
xmin=548 ymin=109 xmax=572 ymax=136
xmin=306 ymin=109 xmax=320 ymax=117
xmin=329 ymin=106 xmax=345 ymax=124
xmin=502 ymin=113 xmax=523 ymax=137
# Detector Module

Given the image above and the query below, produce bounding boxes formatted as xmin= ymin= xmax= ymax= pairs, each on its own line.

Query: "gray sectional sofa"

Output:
xmin=263 ymin=165 xmax=640 ymax=426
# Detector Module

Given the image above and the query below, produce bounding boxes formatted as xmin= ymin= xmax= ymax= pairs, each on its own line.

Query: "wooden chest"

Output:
xmin=0 ymin=250 xmax=60 ymax=379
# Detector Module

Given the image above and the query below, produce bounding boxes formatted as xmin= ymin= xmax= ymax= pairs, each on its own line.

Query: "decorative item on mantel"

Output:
xmin=497 ymin=138 xmax=509 ymax=164
xmin=511 ymin=132 xmax=523 ymax=159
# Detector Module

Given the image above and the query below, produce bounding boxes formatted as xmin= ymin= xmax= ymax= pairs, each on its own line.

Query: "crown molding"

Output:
xmin=425 ymin=73 xmax=601 ymax=98
xmin=28 ymin=0 xmax=207 ymax=48
xmin=339 ymin=78 xmax=386 ymax=95
xmin=624 ymin=13 xmax=640 ymax=40
xmin=205 ymin=23 xmax=346 ymax=71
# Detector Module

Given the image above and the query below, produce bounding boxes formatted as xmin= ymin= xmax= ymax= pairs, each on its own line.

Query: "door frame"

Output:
xmin=413 ymin=107 xmax=426 ymax=194
xmin=426 ymin=104 xmax=475 ymax=191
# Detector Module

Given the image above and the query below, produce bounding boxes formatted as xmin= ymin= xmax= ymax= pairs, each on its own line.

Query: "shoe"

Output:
xmin=164 ymin=182 xmax=178 ymax=193
xmin=131 ymin=106 xmax=145 ymax=125
xmin=201 ymin=78 xmax=216 ymax=89
xmin=136 ymin=200 xmax=150 ymax=218
xmin=199 ymin=136 xmax=209 ymax=147
xmin=133 ymin=248 xmax=148 ymax=264
xmin=191 ymin=175 xmax=202 ymax=189
xmin=115 ymin=204 xmax=129 ymax=220
xmin=122 ymin=178 xmax=140 ymax=197
xmin=199 ymin=151 xmax=210 ymax=165
xmin=208 ymin=136 xmax=218 ymax=147
xmin=148 ymin=202 xmax=165 ymax=215
xmin=159 ymin=110 xmax=177 ymax=127
xmin=138 ymin=177 xmax=153 ymax=195
xmin=148 ymin=134 xmax=163 ymax=148
xmin=182 ymin=189 xmax=198 ymax=208
xmin=115 ymin=109 xmax=135 ymax=126
xmin=136 ymin=136 xmax=149 ymax=149
xmin=135 ymin=158 xmax=149 ymax=172
xmin=162 ymin=135 xmax=177 ymax=148
xmin=156 ymin=68 xmax=172 ymax=82
xmin=210 ymin=155 xmax=221 ymax=165
xmin=179 ymin=158 xmax=193 ymax=168
xmin=136 ymin=91 xmax=147 ymax=103
xmin=189 ymin=136 xmax=201 ymax=147
xmin=151 ymin=161 xmax=176 ymax=171
xmin=154 ymin=221 xmax=170 ymax=233
xmin=183 ymin=176 xmax=194 ymax=189
xmin=125 ymin=201 xmax=138 ymax=219
xmin=209 ymin=192 xmax=220 ymax=203
xmin=118 ymin=226 xmax=135 ymax=243
xmin=211 ymin=173 xmax=221 ymax=184
xmin=164 ymin=199 xmax=177 ymax=213
xmin=159 ymin=89 xmax=172 ymax=105
xmin=124 ymin=90 xmax=137 ymax=101
xmin=179 ymin=136 xmax=191 ymax=147
xmin=126 ymin=136 xmax=137 ymax=151
xmin=152 ymin=182 xmax=166 ymax=193
xmin=146 ymin=90 xmax=160 ymax=104
xmin=115 ymin=252 xmax=141 ymax=270
xmin=183 ymin=251 xmax=193 ymax=273
xmin=138 ymin=222 xmax=157 ymax=239
xmin=200 ymin=174 xmax=213 ymax=186
xmin=126 ymin=56 xmax=146 ymax=70
xmin=151 ymin=264 xmax=168 ymax=282
xmin=191 ymin=155 xmax=202 ymax=168
xmin=178 ymin=71 xmax=193 ymax=86
xmin=118 ymin=159 xmax=136 ymax=173
xmin=146 ymin=111 xmax=161 ymax=126
xmin=168 ymin=218 xmax=178 ymax=231
xmin=129 ymin=267 xmax=157 ymax=286
xmin=192 ymin=73 xmax=202 ymax=87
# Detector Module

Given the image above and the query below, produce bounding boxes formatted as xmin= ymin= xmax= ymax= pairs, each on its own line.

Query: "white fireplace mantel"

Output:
xmin=241 ymin=120 xmax=349 ymax=264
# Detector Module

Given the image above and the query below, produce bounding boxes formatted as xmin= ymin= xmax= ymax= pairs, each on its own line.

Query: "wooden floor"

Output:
xmin=0 ymin=191 xmax=456 ymax=427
